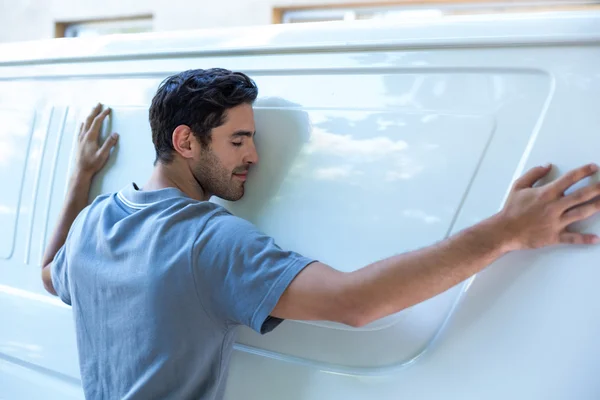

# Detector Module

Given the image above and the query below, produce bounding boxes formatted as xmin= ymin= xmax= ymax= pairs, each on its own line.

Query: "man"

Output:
xmin=42 ymin=68 xmax=600 ymax=399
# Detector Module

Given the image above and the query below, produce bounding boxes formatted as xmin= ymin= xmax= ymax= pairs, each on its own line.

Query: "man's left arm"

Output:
xmin=42 ymin=103 xmax=119 ymax=295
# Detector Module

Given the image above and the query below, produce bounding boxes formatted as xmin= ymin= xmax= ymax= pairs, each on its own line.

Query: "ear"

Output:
xmin=172 ymin=125 xmax=195 ymax=159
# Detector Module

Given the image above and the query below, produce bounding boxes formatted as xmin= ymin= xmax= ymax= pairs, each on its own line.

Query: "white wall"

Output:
xmin=0 ymin=0 xmax=405 ymax=43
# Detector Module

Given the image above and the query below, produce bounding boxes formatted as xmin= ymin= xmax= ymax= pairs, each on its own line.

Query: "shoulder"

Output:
xmin=192 ymin=207 xmax=269 ymax=249
xmin=203 ymin=207 xmax=261 ymax=235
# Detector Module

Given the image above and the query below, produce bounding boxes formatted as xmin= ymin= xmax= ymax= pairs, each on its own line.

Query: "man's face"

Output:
xmin=191 ymin=103 xmax=258 ymax=201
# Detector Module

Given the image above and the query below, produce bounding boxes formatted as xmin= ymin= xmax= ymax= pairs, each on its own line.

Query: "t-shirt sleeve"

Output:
xmin=51 ymin=244 xmax=72 ymax=306
xmin=193 ymin=211 xmax=316 ymax=334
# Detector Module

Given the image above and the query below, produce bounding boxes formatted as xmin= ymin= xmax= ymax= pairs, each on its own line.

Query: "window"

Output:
xmin=275 ymin=1 xmax=600 ymax=24
xmin=55 ymin=16 xmax=153 ymax=38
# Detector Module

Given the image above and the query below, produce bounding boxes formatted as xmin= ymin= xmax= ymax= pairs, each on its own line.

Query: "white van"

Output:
xmin=1 ymin=10 xmax=600 ymax=399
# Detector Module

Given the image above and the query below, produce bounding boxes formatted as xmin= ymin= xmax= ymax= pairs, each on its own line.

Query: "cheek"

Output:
xmin=207 ymin=145 xmax=237 ymax=171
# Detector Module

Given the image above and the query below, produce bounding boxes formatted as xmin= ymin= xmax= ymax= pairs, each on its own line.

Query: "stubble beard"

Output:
xmin=192 ymin=149 xmax=245 ymax=201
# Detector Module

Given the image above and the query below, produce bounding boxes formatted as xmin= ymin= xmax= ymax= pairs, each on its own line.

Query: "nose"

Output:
xmin=245 ymin=140 xmax=259 ymax=165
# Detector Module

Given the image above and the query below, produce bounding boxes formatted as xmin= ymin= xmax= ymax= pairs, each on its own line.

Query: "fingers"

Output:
xmin=548 ymin=163 xmax=598 ymax=196
xmin=562 ymin=197 xmax=600 ymax=225
xmin=84 ymin=103 xmax=103 ymax=132
xmin=512 ymin=164 xmax=552 ymax=190
xmin=78 ymin=122 xmax=84 ymax=139
xmin=97 ymin=133 xmax=119 ymax=165
xmin=82 ymin=103 xmax=110 ymax=141
xmin=87 ymin=107 xmax=111 ymax=140
xmin=559 ymin=231 xmax=599 ymax=245
xmin=560 ymin=182 xmax=600 ymax=209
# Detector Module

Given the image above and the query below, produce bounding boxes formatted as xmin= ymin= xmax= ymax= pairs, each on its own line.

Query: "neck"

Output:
xmin=142 ymin=159 xmax=211 ymax=202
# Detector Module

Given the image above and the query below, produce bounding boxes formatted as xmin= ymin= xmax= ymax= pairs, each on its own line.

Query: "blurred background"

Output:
xmin=0 ymin=0 xmax=598 ymax=44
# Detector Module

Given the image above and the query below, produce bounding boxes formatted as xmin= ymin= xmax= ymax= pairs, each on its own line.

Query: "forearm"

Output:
xmin=344 ymin=214 xmax=511 ymax=326
xmin=41 ymin=172 xmax=92 ymax=293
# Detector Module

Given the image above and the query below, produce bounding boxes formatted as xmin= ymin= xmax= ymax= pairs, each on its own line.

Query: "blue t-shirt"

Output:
xmin=51 ymin=183 xmax=315 ymax=399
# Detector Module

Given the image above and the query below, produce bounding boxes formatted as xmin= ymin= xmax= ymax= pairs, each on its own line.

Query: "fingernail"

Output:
xmin=112 ymin=133 xmax=119 ymax=140
xmin=591 ymin=163 xmax=599 ymax=171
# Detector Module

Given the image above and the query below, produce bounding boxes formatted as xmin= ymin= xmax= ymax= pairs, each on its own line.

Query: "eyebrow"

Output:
xmin=231 ymin=130 xmax=255 ymax=138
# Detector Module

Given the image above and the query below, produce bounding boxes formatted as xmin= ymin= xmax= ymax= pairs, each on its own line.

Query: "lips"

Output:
xmin=233 ymin=172 xmax=248 ymax=181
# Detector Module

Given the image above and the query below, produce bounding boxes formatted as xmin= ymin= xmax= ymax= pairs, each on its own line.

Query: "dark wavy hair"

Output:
xmin=149 ymin=68 xmax=258 ymax=164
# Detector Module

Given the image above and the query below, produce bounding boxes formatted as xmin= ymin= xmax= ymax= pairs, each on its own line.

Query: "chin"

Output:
xmin=233 ymin=192 xmax=245 ymax=201
xmin=221 ymin=190 xmax=244 ymax=202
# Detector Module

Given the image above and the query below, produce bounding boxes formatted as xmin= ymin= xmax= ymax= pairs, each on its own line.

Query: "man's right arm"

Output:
xmin=271 ymin=163 xmax=600 ymax=327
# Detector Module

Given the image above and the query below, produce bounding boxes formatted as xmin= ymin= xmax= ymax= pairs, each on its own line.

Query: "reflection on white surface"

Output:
xmin=395 ymin=76 xmax=425 ymax=108
xmin=0 ymin=145 xmax=15 ymax=167
xmin=421 ymin=114 xmax=439 ymax=123
xmin=376 ymin=117 xmax=406 ymax=130
xmin=385 ymin=162 xmax=424 ymax=181
xmin=0 ymin=341 xmax=43 ymax=358
xmin=433 ymin=80 xmax=447 ymax=97
xmin=234 ymin=105 xmax=496 ymax=369
xmin=0 ymin=284 xmax=69 ymax=309
xmin=0 ymin=108 xmax=34 ymax=260
xmin=313 ymin=165 xmax=362 ymax=181
xmin=0 ymin=109 xmax=30 ymax=166
xmin=306 ymin=129 xmax=408 ymax=159
xmin=0 ymin=205 xmax=15 ymax=215
xmin=402 ymin=209 xmax=441 ymax=224
xmin=232 ymin=68 xmax=551 ymax=373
